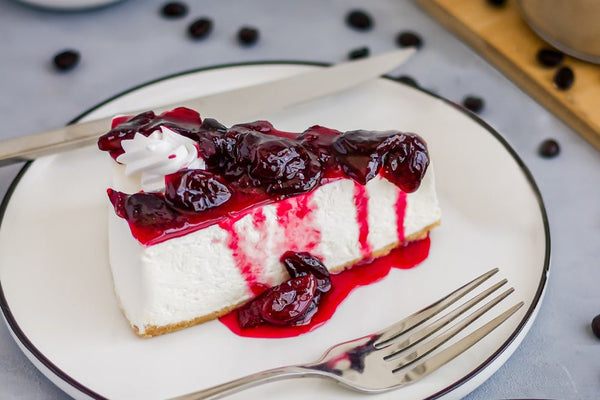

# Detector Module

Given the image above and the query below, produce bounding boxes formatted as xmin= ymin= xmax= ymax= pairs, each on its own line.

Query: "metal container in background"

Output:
xmin=518 ymin=0 xmax=600 ymax=64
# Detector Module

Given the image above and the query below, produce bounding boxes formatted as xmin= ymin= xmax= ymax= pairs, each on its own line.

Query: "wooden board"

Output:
xmin=418 ymin=0 xmax=600 ymax=151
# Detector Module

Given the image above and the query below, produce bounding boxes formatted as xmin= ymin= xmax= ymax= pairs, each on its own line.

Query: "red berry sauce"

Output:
xmin=219 ymin=236 xmax=430 ymax=338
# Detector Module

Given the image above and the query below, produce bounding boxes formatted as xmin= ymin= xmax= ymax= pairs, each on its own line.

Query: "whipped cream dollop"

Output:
xmin=116 ymin=126 xmax=205 ymax=192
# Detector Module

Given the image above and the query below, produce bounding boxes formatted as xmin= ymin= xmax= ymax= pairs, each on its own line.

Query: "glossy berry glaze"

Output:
xmin=99 ymin=108 xmax=430 ymax=246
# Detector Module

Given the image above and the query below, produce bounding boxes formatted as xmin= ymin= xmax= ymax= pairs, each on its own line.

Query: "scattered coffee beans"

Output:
xmin=396 ymin=31 xmax=423 ymax=49
xmin=161 ymin=2 xmax=188 ymax=18
xmin=536 ymin=48 xmax=564 ymax=67
xmin=592 ymin=315 xmax=600 ymax=339
xmin=553 ymin=66 xmax=574 ymax=90
xmin=538 ymin=139 xmax=560 ymax=158
xmin=346 ymin=10 xmax=373 ymax=31
xmin=53 ymin=50 xmax=80 ymax=71
xmin=348 ymin=47 xmax=369 ymax=60
xmin=395 ymin=75 xmax=419 ymax=87
xmin=188 ymin=18 xmax=213 ymax=40
xmin=462 ymin=96 xmax=485 ymax=113
xmin=238 ymin=26 xmax=259 ymax=46
xmin=487 ymin=0 xmax=506 ymax=7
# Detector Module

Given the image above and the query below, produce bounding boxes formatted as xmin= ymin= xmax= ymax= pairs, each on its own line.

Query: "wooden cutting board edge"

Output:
xmin=418 ymin=0 xmax=600 ymax=151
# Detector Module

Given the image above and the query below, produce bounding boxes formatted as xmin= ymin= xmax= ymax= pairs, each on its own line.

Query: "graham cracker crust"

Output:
xmin=132 ymin=220 xmax=440 ymax=338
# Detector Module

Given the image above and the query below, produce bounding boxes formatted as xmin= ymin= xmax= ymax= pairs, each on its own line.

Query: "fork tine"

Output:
xmin=374 ymin=268 xmax=499 ymax=347
xmin=381 ymin=279 xmax=508 ymax=359
xmin=395 ymin=301 xmax=524 ymax=385
xmin=388 ymin=287 xmax=514 ymax=370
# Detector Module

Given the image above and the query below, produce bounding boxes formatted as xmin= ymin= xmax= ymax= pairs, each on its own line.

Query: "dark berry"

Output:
xmin=281 ymin=251 xmax=331 ymax=293
xmin=553 ymin=66 xmax=574 ymax=90
xmin=333 ymin=130 xmax=387 ymax=185
xmin=536 ymin=48 xmax=564 ymax=67
xmin=396 ymin=31 xmax=423 ymax=49
xmin=165 ymin=170 xmax=231 ymax=212
xmin=240 ymin=133 xmax=322 ymax=197
xmin=486 ymin=0 xmax=506 ymax=7
xmin=260 ymin=275 xmax=318 ymax=325
xmin=53 ymin=50 xmax=80 ymax=71
xmin=538 ymin=139 xmax=560 ymax=158
xmin=237 ymin=27 xmax=259 ymax=46
xmin=348 ymin=47 xmax=370 ymax=60
xmin=380 ymin=134 xmax=429 ymax=193
xmin=395 ymin=75 xmax=418 ymax=87
xmin=188 ymin=18 xmax=213 ymax=40
xmin=346 ymin=10 xmax=373 ymax=31
xmin=592 ymin=315 xmax=600 ymax=339
xmin=161 ymin=2 xmax=188 ymax=18
xmin=238 ymin=274 xmax=319 ymax=328
xmin=124 ymin=193 xmax=178 ymax=226
xmin=462 ymin=96 xmax=485 ymax=113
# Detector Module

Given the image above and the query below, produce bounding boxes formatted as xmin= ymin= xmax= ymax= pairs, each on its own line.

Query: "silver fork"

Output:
xmin=172 ymin=268 xmax=523 ymax=400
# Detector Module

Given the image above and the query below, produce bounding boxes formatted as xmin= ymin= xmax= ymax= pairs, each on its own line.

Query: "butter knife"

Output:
xmin=0 ymin=48 xmax=415 ymax=166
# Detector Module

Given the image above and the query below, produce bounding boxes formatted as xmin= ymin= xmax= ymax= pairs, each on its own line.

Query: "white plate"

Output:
xmin=16 ymin=0 xmax=122 ymax=10
xmin=0 ymin=63 xmax=550 ymax=400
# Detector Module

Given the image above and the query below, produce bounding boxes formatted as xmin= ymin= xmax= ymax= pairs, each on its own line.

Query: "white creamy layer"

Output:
xmin=107 ymin=167 xmax=441 ymax=334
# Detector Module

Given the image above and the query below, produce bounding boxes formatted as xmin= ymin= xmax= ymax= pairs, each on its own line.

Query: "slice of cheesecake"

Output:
xmin=98 ymin=108 xmax=441 ymax=337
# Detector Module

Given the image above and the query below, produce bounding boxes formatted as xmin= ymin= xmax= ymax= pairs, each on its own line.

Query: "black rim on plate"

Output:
xmin=0 ymin=60 xmax=551 ymax=399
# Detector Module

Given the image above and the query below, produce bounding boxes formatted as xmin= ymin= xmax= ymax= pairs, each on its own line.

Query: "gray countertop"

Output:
xmin=0 ymin=0 xmax=598 ymax=399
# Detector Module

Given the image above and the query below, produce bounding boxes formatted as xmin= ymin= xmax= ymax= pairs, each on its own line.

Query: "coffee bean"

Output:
xmin=487 ymin=0 xmax=506 ymax=7
xmin=396 ymin=31 xmax=423 ymax=49
xmin=53 ymin=50 xmax=80 ymax=71
xmin=462 ymin=96 xmax=485 ymax=113
xmin=538 ymin=139 xmax=560 ymax=158
xmin=592 ymin=315 xmax=600 ymax=339
xmin=346 ymin=10 xmax=373 ymax=31
xmin=536 ymin=48 xmax=564 ymax=67
xmin=188 ymin=18 xmax=213 ymax=40
xmin=395 ymin=75 xmax=419 ymax=87
xmin=348 ymin=47 xmax=369 ymax=60
xmin=553 ymin=66 xmax=574 ymax=90
xmin=238 ymin=26 xmax=259 ymax=46
xmin=161 ymin=2 xmax=188 ymax=18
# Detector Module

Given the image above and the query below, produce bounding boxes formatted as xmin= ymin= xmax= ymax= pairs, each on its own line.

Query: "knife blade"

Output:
xmin=0 ymin=48 xmax=415 ymax=166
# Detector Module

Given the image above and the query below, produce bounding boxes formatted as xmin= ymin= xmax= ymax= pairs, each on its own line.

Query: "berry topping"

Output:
xmin=188 ymin=18 xmax=213 ymax=40
xmin=281 ymin=251 xmax=331 ymax=292
xmin=260 ymin=275 xmax=318 ymax=325
xmin=333 ymin=130 xmax=429 ymax=190
xmin=538 ymin=139 xmax=560 ymax=158
xmin=348 ymin=47 xmax=370 ymax=60
xmin=161 ymin=2 xmax=188 ymax=18
xmin=379 ymin=134 xmax=429 ymax=193
xmin=554 ymin=66 xmax=575 ymax=90
xmin=536 ymin=48 xmax=564 ymax=67
xmin=346 ymin=10 xmax=373 ymax=31
xmin=124 ymin=192 xmax=181 ymax=227
xmin=165 ymin=170 xmax=232 ymax=212
xmin=462 ymin=96 xmax=485 ymax=113
xmin=238 ymin=274 xmax=319 ymax=328
xmin=237 ymin=26 xmax=259 ymax=45
xmin=246 ymin=136 xmax=322 ymax=197
xmin=53 ymin=50 xmax=80 ymax=71
xmin=396 ymin=31 xmax=423 ymax=49
xmin=100 ymin=109 xmax=430 ymax=244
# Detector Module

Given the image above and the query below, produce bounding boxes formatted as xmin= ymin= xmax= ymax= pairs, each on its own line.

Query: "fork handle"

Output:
xmin=170 ymin=365 xmax=327 ymax=400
